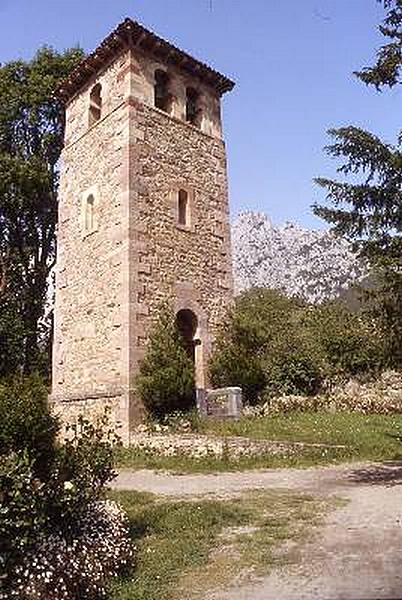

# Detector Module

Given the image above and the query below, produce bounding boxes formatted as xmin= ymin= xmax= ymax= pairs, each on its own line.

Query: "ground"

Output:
xmin=111 ymin=461 xmax=402 ymax=599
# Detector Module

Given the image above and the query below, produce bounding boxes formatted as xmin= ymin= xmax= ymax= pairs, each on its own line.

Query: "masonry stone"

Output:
xmin=51 ymin=19 xmax=235 ymax=443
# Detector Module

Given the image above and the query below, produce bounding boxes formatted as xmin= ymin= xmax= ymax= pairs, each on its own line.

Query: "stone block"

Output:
xmin=205 ymin=387 xmax=243 ymax=418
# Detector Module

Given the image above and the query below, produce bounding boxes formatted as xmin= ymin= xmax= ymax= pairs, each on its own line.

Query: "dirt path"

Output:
xmin=211 ymin=484 xmax=402 ymax=600
xmin=114 ymin=461 xmax=402 ymax=496
xmin=114 ymin=462 xmax=402 ymax=599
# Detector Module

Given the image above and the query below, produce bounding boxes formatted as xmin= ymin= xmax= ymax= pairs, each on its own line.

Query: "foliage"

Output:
xmin=368 ymin=267 xmax=402 ymax=365
xmin=209 ymin=289 xmax=385 ymax=404
xmin=209 ymin=342 xmax=266 ymax=405
xmin=0 ymin=452 xmax=48 ymax=585
xmin=50 ymin=414 xmax=119 ymax=531
xmin=314 ymin=1 xmax=402 ymax=367
xmin=0 ymin=374 xmax=59 ymax=479
xmin=0 ymin=46 xmax=84 ymax=378
xmin=8 ymin=500 xmax=132 ymax=600
xmin=210 ymin=288 xmax=312 ymax=403
xmin=0 ymin=296 xmax=25 ymax=378
xmin=355 ymin=0 xmax=402 ymax=89
xmin=306 ymin=301 xmax=385 ymax=378
xmin=136 ymin=305 xmax=195 ymax=417
xmin=0 ymin=378 xmax=129 ymax=598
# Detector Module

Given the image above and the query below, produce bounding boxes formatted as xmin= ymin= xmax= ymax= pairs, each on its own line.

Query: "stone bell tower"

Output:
xmin=51 ymin=18 xmax=235 ymax=442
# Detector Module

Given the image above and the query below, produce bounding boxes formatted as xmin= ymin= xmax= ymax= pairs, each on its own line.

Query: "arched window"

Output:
xmin=186 ymin=87 xmax=200 ymax=125
xmin=89 ymin=83 xmax=102 ymax=126
xmin=85 ymin=194 xmax=95 ymax=232
xmin=178 ymin=189 xmax=189 ymax=226
xmin=154 ymin=69 xmax=170 ymax=112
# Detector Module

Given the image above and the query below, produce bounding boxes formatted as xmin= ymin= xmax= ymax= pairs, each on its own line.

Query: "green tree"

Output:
xmin=307 ymin=301 xmax=385 ymax=378
xmin=209 ymin=289 xmax=326 ymax=403
xmin=0 ymin=46 xmax=84 ymax=377
xmin=136 ymin=305 xmax=195 ymax=417
xmin=209 ymin=289 xmax=385 ymax=404
xmin=314 ymin=0 xmax=402 ymax=367
xmin=0 ymin=374 xmax=59 ymax=479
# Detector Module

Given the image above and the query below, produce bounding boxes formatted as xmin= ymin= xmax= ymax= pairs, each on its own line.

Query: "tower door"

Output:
xmin=176 ymin=309 xmax=197 ymax=362
xmin=176 ymin=309 xmax=205 ymax=390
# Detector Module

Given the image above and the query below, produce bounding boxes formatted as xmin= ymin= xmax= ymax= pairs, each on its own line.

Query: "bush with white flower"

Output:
xmin=7 ymin=500 xmax=132 ymax=599
xmin=0 ymin=377 xmax=133 ymax=600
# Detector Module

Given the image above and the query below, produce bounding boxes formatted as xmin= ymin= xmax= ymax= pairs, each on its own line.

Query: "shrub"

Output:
xmin=209 ymin=288 xmax=386 ymax=404
xmin=311 ymin=301 xmax=385 ymax=378
xmin=209 ymin=344 xmax=265 ymax=405
xmin=263 ymin=334 xmax=325 ymax=397
xmin=136 ymin=305 xmax=195 ymax=417
xmin=48 ymin=415 xmax=119 ymax=530
xmin=0 ymin=452 xmax=48 ymax=583
xmin=0 ymin=378 xmax=132 ymax=599
xmin=7 ymin=500 xmax=132 ymax=600
xmin=0 ymin=374 xmax=59 ymax=479
xmin=210 ymin=289 xmax=326 ymax=403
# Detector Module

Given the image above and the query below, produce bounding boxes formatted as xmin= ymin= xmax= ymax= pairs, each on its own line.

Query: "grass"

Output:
xmin=108 ymin=488 xmax=340 ymax=600
xmin=199 ymin=411 xmax=402 ymax=459
xmin=115 ymin=411 xmax=402 ymax=473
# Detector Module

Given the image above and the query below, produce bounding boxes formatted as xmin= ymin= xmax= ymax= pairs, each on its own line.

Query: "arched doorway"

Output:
xmin=176 ymin=308 xmax=205 ymax=392
xmin=176 ymin=309 xmax=198 ymax=362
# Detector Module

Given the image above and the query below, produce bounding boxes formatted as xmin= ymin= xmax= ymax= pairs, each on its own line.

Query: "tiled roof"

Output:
xmin=57 ymin=18 xmax=235 ymax=102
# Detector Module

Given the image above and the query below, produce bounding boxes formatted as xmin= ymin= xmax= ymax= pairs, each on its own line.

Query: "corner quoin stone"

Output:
xmin=50 ymin=18 xmax=235 ymax=444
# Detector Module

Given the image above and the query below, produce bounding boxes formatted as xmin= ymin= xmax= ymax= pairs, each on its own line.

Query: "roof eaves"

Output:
xmin=57 ymin=18 xmax=235 ymax=102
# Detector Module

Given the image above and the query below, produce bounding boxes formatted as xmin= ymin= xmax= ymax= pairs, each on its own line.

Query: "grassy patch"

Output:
xmin=199 ymin=412 xmax=402 ymax=461
xmin=108 ymin=489 xmax=340 ymax=600
xmin=115 ymin=412 xmax=402 ymax=473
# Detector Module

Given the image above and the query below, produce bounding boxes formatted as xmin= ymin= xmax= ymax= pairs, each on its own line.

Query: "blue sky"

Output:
xmin=0 ymin=0 xmax=400 ymax=228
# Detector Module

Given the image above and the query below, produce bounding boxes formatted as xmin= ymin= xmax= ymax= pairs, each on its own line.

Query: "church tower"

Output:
xmin=51 ymin=19 xmax=235 ymax=442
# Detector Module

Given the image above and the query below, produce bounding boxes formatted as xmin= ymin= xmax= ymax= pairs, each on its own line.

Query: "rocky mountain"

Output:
xmin=232 ymin=212 xmax=367 ymax=304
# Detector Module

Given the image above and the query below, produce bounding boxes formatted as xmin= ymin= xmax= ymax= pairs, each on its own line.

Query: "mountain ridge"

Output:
xmin=232 ymin=211 xmax=367 ymax=304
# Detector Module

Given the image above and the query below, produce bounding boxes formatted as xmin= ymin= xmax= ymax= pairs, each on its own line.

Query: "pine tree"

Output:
xmin=314 ymin=0 xmax=402 ymax=366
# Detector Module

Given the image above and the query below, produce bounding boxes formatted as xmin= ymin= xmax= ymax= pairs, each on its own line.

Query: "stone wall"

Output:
xmin=127 ymin=98 xmax=233 ymax=390
xmin=52 ymin=395 xmax=123 ymax=439
xmin=52 ymin=52 xmax=131 ymax=437
xmin=127 ymin=48 xmax=223 ymax=138
xmin=64 ymin=51 xmax=128 ymax=146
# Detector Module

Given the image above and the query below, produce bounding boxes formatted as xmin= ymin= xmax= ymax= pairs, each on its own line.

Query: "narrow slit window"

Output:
xmin=154 ymin=69 xmax=170 ymax=112
xmin=186 ymin=87 xmax=200 ymax=125
xmin=89 ymin=83 xmax=102 ymax=127
xmin=85 ymin=194 xmax=95 ymax=232
xmin=178 ymin=189 xmax=189 ymax=226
